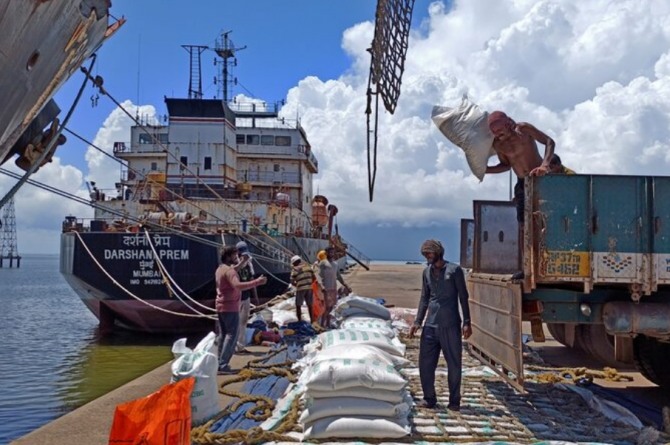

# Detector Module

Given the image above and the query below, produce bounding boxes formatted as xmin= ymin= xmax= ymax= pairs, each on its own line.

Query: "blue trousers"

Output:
xmin=419 ymin=325 xmax=462 ymax=407
xmin=217 ymin=311 xmax=240 ymax=370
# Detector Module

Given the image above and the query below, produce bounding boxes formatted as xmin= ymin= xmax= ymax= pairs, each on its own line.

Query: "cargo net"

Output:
xmin=366 ymin=0 xmax=415 ymax=201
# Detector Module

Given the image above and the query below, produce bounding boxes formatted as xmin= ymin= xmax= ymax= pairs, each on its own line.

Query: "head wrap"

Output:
xmin=487 ymin=111 xmax=515 ymax=131
xmin=317 ymin=250 xmax=327 ymax=261
xmin=420 ymin=239 xmax=445 ymax=258
xmin=235 ymin=241 xmax=250 ymax=257
xmin=291 ymin=255 xmax=302 ymax=265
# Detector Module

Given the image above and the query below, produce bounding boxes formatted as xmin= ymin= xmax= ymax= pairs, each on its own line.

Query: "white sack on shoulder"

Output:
xmin=431 ymin=96 xmax=495 ymax=181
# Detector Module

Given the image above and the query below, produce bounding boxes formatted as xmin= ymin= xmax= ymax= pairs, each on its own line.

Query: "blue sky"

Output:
xmin=55 ymin=0 xmax=402 ymax=171
xmin=6 ymin=0 xmax=670 ymax=262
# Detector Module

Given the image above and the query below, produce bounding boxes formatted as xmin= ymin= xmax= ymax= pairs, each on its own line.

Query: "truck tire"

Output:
xmin=633 ymin=335 xmax=670 ymax=388
xmin=546 ymin=323 xmax=567 ymax=345
xmin=547 ymin=323 xmax=589 ymax=352
xmin=580 ymin=324 xmax=622 ymax=367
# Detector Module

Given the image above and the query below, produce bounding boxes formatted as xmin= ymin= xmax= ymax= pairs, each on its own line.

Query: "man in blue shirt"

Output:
xmin=409 ymin=239 xmax=472 ymax=411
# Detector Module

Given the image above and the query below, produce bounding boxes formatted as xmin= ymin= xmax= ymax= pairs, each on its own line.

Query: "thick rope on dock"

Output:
xmin=526 ymin=365 xmax=634 ymax=384
xmin=190 ymin=348 xmax=302 ymax=444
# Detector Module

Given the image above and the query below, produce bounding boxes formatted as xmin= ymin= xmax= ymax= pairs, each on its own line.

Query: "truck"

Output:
xmin=462 ymin=174 xmax=670 ymax=391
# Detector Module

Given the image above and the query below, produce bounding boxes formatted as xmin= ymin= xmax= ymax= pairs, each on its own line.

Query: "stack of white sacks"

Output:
xmin=264 ymin=294 xmax=312 ymax=326
xmin=294 ymin=295 xmax=412 ymax=441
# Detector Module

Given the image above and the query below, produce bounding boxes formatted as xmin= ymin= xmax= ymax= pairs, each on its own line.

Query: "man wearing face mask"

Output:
xmin=409 ymin=239 xmax=472 ymax=411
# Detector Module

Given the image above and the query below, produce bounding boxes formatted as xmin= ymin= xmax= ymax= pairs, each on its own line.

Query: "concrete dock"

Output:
xmin=11 ymin=264 xmax=423 ymax=445
xmin=11 ymin=264 xmax=667 ymax=444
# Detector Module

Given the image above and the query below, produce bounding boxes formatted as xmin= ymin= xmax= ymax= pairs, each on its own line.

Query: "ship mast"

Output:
xmin=214 ymin=31 xmax=246 ymax=102
xmin=181 ymin=45 xmax=208 ymax=99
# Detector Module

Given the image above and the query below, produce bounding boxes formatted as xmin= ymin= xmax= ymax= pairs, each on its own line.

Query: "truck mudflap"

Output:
xmin=467 ymin=272 xmax=525 ymax=392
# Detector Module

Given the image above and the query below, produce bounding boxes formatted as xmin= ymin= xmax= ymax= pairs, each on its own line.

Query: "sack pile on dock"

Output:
xmin=291 ymin=296 xmax=412 ymax=440
xmin=332 ymin=295 xmax=392 ymax=321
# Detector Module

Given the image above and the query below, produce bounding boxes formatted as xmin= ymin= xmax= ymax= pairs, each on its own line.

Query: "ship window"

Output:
xmin=151 ymin=162 xmax=158 ymax=171
xmin=204 ymin=157 xmax=212 ymax=170
xmin=275 ymin=136 xmax=291 ymax=146
xmin=261 ymin=135 xmax=274 ymax=145
xmin=157 ymin=133 xmax=168 ymax=144
xmin=139 ymin=133 xmax=153 ymax=144
xmin=246 ymin=135 xmax=259 ymax=145
xmin=273 ymin=164 xmax=280 ymax=172
xmin=180 ymin=156 xmax=188 ymax=170
xmin=236 ymin=134 xmax=245 ymax=144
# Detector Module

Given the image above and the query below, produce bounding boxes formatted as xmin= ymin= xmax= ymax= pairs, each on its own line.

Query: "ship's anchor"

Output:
xmin=15 ymin=118 xmax=66 ymax=172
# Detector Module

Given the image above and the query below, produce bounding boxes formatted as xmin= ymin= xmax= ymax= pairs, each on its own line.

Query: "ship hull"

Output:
xmin=60 ymin=231 xmax=335 ymax=334
xmin=0 ymin=0 xmax=114 ymax=164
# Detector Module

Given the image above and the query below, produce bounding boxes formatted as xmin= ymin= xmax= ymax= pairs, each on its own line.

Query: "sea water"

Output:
xmin=0 ymin=254 xmax=175 ymax=444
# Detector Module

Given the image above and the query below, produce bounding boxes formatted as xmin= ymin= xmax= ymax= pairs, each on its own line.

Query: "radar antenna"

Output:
xmin=214 ymin=31 xmax=247 ymax=102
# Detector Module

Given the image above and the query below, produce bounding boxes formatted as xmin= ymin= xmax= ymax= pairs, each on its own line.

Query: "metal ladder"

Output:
xmin=241 ymin=233 xmax=292 ymax=267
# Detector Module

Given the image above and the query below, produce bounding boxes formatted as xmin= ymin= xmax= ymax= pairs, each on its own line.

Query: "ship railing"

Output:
xmin=337 ymin=236 xmax=371 ymax=269
xmin=236 ymin=170 xmax=300 ymax=184
xmin=240 ymin=233 xmax=292 ymax=267
xmin=235 ymin=117 xmax=298 ymax=129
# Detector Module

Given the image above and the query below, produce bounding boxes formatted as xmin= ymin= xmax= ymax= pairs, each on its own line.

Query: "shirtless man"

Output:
xmin=485 ymin=111 xmax=555 ymax=223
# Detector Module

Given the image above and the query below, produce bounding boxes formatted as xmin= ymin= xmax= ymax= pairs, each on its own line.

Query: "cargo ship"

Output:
xmin=59 ymin=34 xmax=366 ymax=334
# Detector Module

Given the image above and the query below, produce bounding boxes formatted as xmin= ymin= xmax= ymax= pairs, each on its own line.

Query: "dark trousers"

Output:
xmin=418 ymin=325 xmax=462 ymax=407
xmin=217 ymin=311 xmax=239 ymax=370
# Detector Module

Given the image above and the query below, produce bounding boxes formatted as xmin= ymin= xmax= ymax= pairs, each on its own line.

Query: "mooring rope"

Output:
xmin=143 ymin=229 xmax=216 ymax=314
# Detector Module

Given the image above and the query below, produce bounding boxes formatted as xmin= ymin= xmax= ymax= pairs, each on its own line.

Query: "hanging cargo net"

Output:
xmin=366 ymin=0 xmax=416 ymax=201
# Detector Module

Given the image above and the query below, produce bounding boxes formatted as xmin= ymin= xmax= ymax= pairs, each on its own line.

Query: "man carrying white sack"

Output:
xmin=485 ymin=111 xmax=555 ymax=224
xmin=409 ymin=239 xmax=471 ymax=411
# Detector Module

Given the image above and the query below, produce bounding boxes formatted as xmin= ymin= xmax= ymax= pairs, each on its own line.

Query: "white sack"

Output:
xmin=340 ymin=318 xmax=395 ymax=338
xmin=300 ymin=396 xmax=410 ymax=424
xmin=303 ymin=415 xmax=410 ymax=440
xmin=317 ymin=329 xmax=406 ymax=357
xmin=301 ymin=343 xmax=410 ymax=368
xmin=300 ymin=358 xmax=407 ymax=392
xmin=334 ymin=296 xmax=391 ymax=320
xmin=307 ymin=387 xmax=407 ymax=403
xmin=170 ymin=331 xmax=220 ymax=425
xmin=431 ymin=96 xmax=495 ymax=181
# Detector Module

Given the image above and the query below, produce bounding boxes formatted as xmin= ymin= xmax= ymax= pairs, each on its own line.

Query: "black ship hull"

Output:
xmin=60 ymin=231 xmax=333 ymax=334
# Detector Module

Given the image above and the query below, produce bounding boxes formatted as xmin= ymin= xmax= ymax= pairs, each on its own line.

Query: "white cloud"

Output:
xmin=85 ymin=101 xmax=158 ymax=190
xmin=6 ymin=0 xmax=670 ymax=256
xmin=281 ymin=0 xmax=670 ymax=232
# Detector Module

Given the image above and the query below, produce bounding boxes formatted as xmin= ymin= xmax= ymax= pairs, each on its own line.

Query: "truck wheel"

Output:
xmin=580 ymin=324 xmax=622 ymax=367
xmin=546 ymin=323 xmax=567 ymax=345
xmin=633 ymin=335 xmax=670 ymax=388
